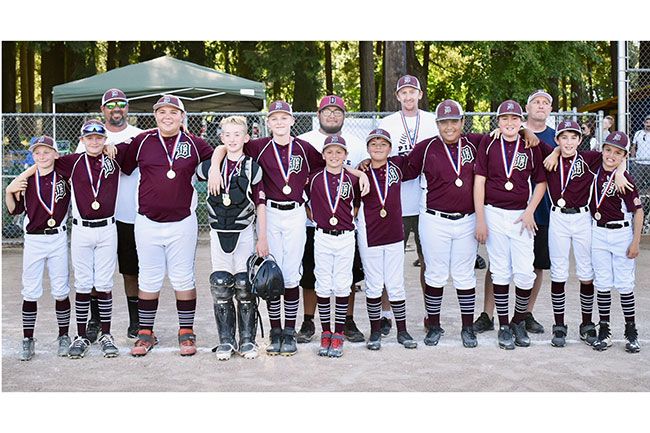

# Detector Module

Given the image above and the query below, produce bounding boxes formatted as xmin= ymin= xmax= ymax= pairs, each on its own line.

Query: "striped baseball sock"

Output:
xmin=55 ymin=297 xmax=71 ymax=337
xmin=456 ymin=288 xmax=475 ymax=327
xmin=366 ymin=296 xmax=382 ymax=333
xmin=176 ymin=298 xmax=196 ymax=330
xmin=551 ymin=281 xmax=566 ymax=326
xmin=390 ymin=299 xmax=407 ymax=333
xmin=266 ymin=298 xmax=281 ymax=329
xmin=138 ymin=298 xmax=158 ymax=331
xmin=620 ymin=292 xmax=636 ymax=323
xmin=424 ymin=285 xmax=443 ymax=327
xmin=97 ymin=291 xmax=113 ymax=335
xmin=317 ymin=296 xmax=331 ymax=332
xmin=579 ymin=282 xmax=594 ymax=324
xmin=22 ymin=300 xmax=37 ymax=339
xmin=334 ymin=296 xmax=348 ymax=334
xmin=511 ymin=287 xmax=531 ymax=324
xmin=283 ymin=286 xmax=300 ymax=330
xmin=596 ymin=290 xmax=611 ymax=323
xmin=493 ymin=284 xmax=510 ymax=326
xmin=75 ymin=293 xmax=91 ymax=337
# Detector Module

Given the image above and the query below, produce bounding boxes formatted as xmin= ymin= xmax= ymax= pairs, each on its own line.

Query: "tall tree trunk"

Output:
xmin=107 ymin=41 xmax=118 ymax=69
xmin=19 ymin=42 xmax=35 ymax=112
xmin=324 ymin=41 xmax=333 ymax=95
xmin=41 ymin=42 xmax=65 ymax=113
xmin=2 ymin=41 xmax=17 ymax=113
xmin=638 ymin=41 xmax=650 ymax=96
xmin=384 ymin=41 xmax=406 ymax=112
xmin=292 ymin=41 xmax=319 ymax=111
xmin=570 ymin=77 xmax=586 ymax=110
xmin=187 ymin=41 xmax=206 ymax=66
xmin=235 ymin=41 xmax=256 ymax=79
xmin=118 ymin=41 xmax=136 ymax=67
xmin=139 ymin=41 xmax=166 ymax=63
xmin=610 ymin=41 xmax=617 ymax=98
xmin=359 ymin=41 xmax=376 ymax=111
xmin=222 ymin=42 xmax=231 ymax=73
xmin=405 ymin=41 xmax=428 ymax=110
xmin=377 ymin=42 xmax=385 ymax=111
xmin=464 ymin=94 xmax=475 ymax=133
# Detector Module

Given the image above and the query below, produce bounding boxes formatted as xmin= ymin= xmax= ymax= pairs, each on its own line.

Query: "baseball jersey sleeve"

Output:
xmin=465 ymin=133 xmax=485 ymax=147
xmin=115 ymin=135 xmax=142 ymax=175
xmin=352 ymin=175 xmax=361 ymax=208
xmin=302 ymin=139 xmax=326 ymax=172
xmin=191 ymin=134 xmax=215 ymax=161
xmin=391 ymin=155 xmax=418 ymax=181
xmin=8 ymin=195 xmax=25 ymax=215
xmin=474 ymin=135 xmax=491 ymax=177
xmin=581 ymin=150 xmax=603 ymax=168
xmin=531 ymin=146 xmax=546 ymax=183
xmin=623 ymin=172 xmax=643 ymax=211
xmin=539 ymin=141 xmax=555 ymax=158
xmin=53 ymin=153 xmax=80 ymax=178
xmin=250 ymin=160 xmax=266 ymax=205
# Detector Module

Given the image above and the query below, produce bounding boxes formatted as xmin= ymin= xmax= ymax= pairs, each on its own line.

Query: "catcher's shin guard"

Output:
xmin=210 ymin=271 xmax=237 ymax=351
xmin=235 ymin=272 xmax=257 ymax=347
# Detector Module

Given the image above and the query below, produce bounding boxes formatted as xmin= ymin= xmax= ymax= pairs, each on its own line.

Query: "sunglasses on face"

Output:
xmin=83 ymin=123 xmax=106 ymax=135
xmin=104 ymin=101 xmax=127 ymax=110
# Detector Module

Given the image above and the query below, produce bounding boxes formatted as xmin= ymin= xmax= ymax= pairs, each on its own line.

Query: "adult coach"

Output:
xmin=76 ymin=89 xmax=142 ymax=340
xmin=114 ymin=95 xmax=215 ymax=357
xmin=377 ymin=75 xmax=438 ymax=332
xmin=295 ymin=95 xmax=368 ymax=344
xmin=631 ymin=114 xmax=650 ymax=193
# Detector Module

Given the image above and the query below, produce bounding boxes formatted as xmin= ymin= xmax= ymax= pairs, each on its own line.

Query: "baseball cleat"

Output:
xmin=98 ymin=333 xmax=119 ymax=358
xmin=57 ymin=335 xmax=71 ymax=357
xmin=510 ymin=320 xmax=531 ymax=347
xmin=239 ymin=342 xmax=259 ymax=359
xmin=624 ymin=322 xmax=641 ymax=353
xmin=397 ymin=331 xmax=418 ymax=349
xmin=461 ymin=326 xmax=478 ymax=348
xmin=214 ymin=343 xmax=236 ymax=361
xmin=86 ymin=318 xmax=101 ymax=344
xmin=127 ymin=323 xmax=139 ymax=339
xmin=68 ymin=336 xmax=91 ymax=359
xmin=473 ymin=312 xmax=494 ymax=333
xmin=20 ymin=337 xmax=35 ymax=361
xmin=579 ymin=322 xmax=598 ymax=345
xmin=366 ymin=331 xmax=382 ymax=351
xmin=319 ymin=331 xmax=332 ymax=357
xmin=343 ymin=318 xmax=365 ymax=343
xmin=524 ymin=312 xmax=545 ymax=334
xmin=592 ymin=321 xmax=612 ymax=351
xmin=131 ymin=329 xmax=158 ymax=357
xmin=380 ymin=317 xmax=392 ymax=336
xmin=497 ymin=325 xmax=515 ymax=350
xmin=296 ymin=320 xmax=315 ymax=344
xmin=178 ymin=329 xmax=197 ymax=356
xmin=280 ymin=327 xmax=297 ymax=356
xmin=424 ymin=325 xmax=444 ymax=346
xmin=266 ymin=328 xmax=283 ymax=356
xmin=551 ymin=325 xmax=567 ymax=348
xmin=328 ymin=333 xmax=344 ymax=358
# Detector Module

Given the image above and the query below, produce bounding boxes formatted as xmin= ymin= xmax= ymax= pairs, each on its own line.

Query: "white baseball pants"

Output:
xmin=22 ymin=231 xmax=70 ymax=301
xmin=314 ymin=229 xmax=355 ymax=297
xmin=548 ymin=208 xmax=593 ymax=282
xmin=71 ymin=223 xmax=117 ymax=293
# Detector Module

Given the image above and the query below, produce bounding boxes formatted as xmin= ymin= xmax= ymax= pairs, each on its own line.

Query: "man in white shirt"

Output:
xmin=75 ymin=89 xmax=143 ymax=341
xmin=295 ymin=95 xmax=370 ymax=344
xmin=631 ymin=114 xmax=650 ymax=193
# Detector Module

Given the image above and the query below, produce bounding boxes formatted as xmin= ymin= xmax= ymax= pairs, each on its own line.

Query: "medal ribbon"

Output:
xmin=443 ymin=139 xmax=462 ymax=179
xmin=369 ymin=165 xmax=389 ymax=209
xmin=593 ymin=167 xmax=615 ymax=211
xmin=221 ymin=155 xmax=245 ymax=195
xmin=324 ymin=170 xmax=345 ymax=216
xmin=84 ymin=154 xmax=104 ymax=201
xmin=35 ymin=170 xmax=56 ymax=217
xmin=400 ymin=111 xmax=420 ymax=151
xmin=157 ymin=131 xmax=181 ymax=172
xmin=500 ymin=136 xmax=521 ymax=180
xmin=272 ymin=138 xmax=294 ymax=186
xmin=559 ymin=153 xmax=578 ymax=197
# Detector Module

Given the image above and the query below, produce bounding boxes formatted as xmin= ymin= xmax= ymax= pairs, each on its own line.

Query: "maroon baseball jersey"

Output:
xmin=405 ymin=133 xmax=483 ymax=214
xmin=9 ymin=170 xmax=71 ymax=233
xmin=360 ymin=157 xmax=408 ymax=247
xmin=308 ymin=168 xmax=360 ymax=231
xmin=118 ymin=129 xmax=214 ymax=222
xmin=55 ymin=153 xmax=121 ymax=220
xmin=540 ymin=143 xmax=598 ymax=208
xmin=244 ymin=136 xmax=324 ymax=204
xmin=589 ymin=168 xmax=642 ymax=223
xmin=475 ymin=135 xmax=546 ymax=210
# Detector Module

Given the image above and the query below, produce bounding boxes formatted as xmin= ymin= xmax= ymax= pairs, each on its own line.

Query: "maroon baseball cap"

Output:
xmin=80 ymin=119 xmax=107 ymax=138
xmin=28 ymin=135 xmax=58 ymax=153
xmin=153 ymin=94 xmax=185 ymax=112
xmin=555 ymin=120 xmax=582 ymax=138
xmin=603 ymin=131 xmax=630 ymax=153
xmin=366 ymin=128 xmax=392 ymax=145
xmin=268 ymin=100 xmax=293 ymax=117
xmin=323 ymin=134 xmax=347 ymax=152
xmin=318 ymin=95 xmax=346 ymax=113
xmin=435 ymin=99 xmax=464 ymax=121
xmin=527 ymin=89 xmax=553 ymax=105
xmin=102 ymin=88 xmax=127 ymax=106
xmin=395 ymin=75 xmax=421 ymax=93
xmin=497 ymin=100 xmax=525 ymax=118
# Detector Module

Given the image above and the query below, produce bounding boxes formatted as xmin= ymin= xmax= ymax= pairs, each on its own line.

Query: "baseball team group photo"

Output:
xmin=2 ymin=40 xmax=650 ymax=393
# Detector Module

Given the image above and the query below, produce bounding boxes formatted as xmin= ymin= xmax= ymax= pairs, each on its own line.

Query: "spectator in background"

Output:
xmin=578 ymin=121 xmax=598 ymax=152
xmin=602 ymin=115 xmax=615 ymax=140
xmin=631 ymin=114 xmax=650 ymax=193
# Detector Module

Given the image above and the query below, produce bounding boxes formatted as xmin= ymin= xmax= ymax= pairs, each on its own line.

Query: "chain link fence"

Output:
xmin=2 ymin=110 xmax=600 ymax=245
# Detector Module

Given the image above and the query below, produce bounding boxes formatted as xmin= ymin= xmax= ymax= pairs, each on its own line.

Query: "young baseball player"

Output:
xmin=195 ymin=115 xmax=268 ymax=360
xmin=52 ymin=120 xmax=122 ymax=359
xmin=207 ymin=101 xmax=368 ymax=357
xmin=474 ymin=100 xmax=547 ymax=350
xmin=113 ymin=95 xmax=215 ymax=357
xmin=6 ymin=136 xmax=72 ymax=361
xmin=307 ymin=135 xmax=360 ymax=357
xmin=588 ymin=132 xmax=643 ymax=353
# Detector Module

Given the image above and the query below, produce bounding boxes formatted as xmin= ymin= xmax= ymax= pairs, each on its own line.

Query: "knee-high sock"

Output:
xmin=597 ymin=290 xmax=611 ymax=323
xmin=620 ymin=292 xmax=635 ymax=323
xmin=456 ymin=288 xmax=475 ymax=328
xmin=283 ymin=286 xmax=300 ymax=330
xmin=424 ymin=285 xmax=443 ymax=327
xmin=75 ymin=293 xmax=91 ymax=337
xmin=97 ymin=291 xmax=113 ymax=335
xmin=493 ymin=284 xmax=509 ymax=326
xmin=22 ymin=300 xmax=37 ymax=339
xmin=138 ymin=298 xmax=159 ymax=331
xmin=176 ymin=298 xmax=196 ymax=330
xmin=55 ymin=297 xmax=71 ymax=337
xmin=579 ymin=282 xmax=594 ymax=324
xmin=317 ymin=296 xmax=331 ymax=332
xmin=334 ymin=296 xmax=348 ymax=334
xmin=366 ymin=296 xmax=382 ymax=333
xmin=551 ymin=281 xmax=566 ymax=326
xmin=511 ymin=287 xmax=531 ymax=324
xmin=390 ymin=299 xmax=407 ymax=333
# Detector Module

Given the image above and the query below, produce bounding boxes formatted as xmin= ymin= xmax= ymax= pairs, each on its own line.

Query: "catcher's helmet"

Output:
xmin=247 ymin=254 xmax=285 ymax=300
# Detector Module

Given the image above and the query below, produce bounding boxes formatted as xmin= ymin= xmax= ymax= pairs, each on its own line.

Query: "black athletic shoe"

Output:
xmin=551 ymin=324 xmax=567 ymax=348
xmin=592 ymin=321 xmax=612 ymax=351
xmin=497 ymin=325 xmax=515 ymax=350
xmin=524 ymin=312 xmax=545 ymax=334
xmin=510 ymin=320 xmax=531 ymax=347
xmin=579 ymin=322 xmax=598 ymax=345
xmin=366 ymin=331 xmax=381 ymax=350
xmin=461 ymin=326 xmax=478 ymax=348
xmin=424 ymin=325 xmax=444 ymax=346
xmin=280 ymin=327 xmax=297 ymax=356
xmin=296 ymin=320 xmax=315 ymax=344
xmin=624 ymin=322 xmax=641 ymax=353
xmin=474 ymin=254 xmax=486 ymax=270
xmin=86 ymin=318 xmax=101 ymax=343
xmin=127 ymin=323 xmax=139 ymax=339
xmin=266 ymin=328 xmax=283 ymax=356
xmin=473 ymin=312 xmax=494 ymax=333
xmin=397 ymin=331 xmax=418 ymax=349
xmin=380 ymin=317 xmax=392 ymax=336
xmin=343 ymin=318 xmax=365 ymax=343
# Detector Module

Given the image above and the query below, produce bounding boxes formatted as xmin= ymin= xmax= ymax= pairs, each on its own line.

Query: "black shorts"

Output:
xmin=300 ymin=226 xmax=365 ymax=289
xmin=116 ymin=221 xmax=139 ymax=276
xmin=402 ymin=215 xmax=423 ymax=257
xmin=533 ymin=224 xmax=551 ymax=270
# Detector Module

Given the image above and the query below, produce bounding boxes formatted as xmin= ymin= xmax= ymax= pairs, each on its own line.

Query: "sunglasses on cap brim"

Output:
xmin=82 ymin=123 xmax=106 ymax=135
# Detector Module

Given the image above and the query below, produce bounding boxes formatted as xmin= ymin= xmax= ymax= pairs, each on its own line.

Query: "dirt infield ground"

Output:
xmin=2 ymin=238 xmax=649 ymax=394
